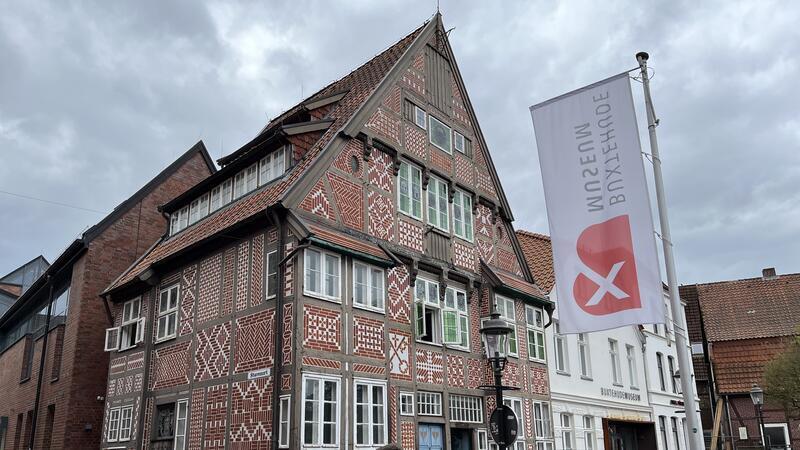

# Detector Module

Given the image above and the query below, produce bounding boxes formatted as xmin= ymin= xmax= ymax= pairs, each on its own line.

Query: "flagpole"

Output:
xmin=635 ymin=51 xmax=704 ymax=450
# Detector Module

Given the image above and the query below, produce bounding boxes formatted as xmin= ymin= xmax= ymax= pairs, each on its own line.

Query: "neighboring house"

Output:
xmin=517 ymin=230 xmax=701 ymax=450
xmin=0 ymin=142 xmax=215 ymax=450
xmin=0 ymin=256 xmax=50 ymax=316
xmin=100 ymin=15 xmax=554 ymax=450
xmin=681 ymin=268 xmax=800 ymax=450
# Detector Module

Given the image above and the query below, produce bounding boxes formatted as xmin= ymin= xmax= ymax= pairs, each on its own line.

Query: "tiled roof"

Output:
xmin=693 ymin=272 xmax=800 ymax=342
xmin=679 ymin=284 xmax=704 ymax=343
xmin=515 ymin=230 xmax=555 ymax=293
xmin=106 ymin=22 xmax=427 ymax=293
xmin=711 ymin=336 xmax=793 ymax=394
xmin=495 ymin=271 xmax=546 ymax=299
xmin=305 ymin=222 xmax=390 ymax=262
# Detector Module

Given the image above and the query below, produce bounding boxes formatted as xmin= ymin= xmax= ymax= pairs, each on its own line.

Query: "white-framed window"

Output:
xmin=477 ymin=429 xmax=489 ymax=450
xmin=353 ymin=262 xmax=385 ymax=312
xmin=107 ymin=405 xmax=133 ymax=442
xmin=449 ymin=394 xmax=482 ymax=423
xmin=658 ymin=416 xmax=669 ymax=450
xmin=266 ymin=250 xmax=278 ymax=299
xmin=533 ymin=401 xmax=553 ymax=439
xmin=452 ymin=189 xmax=473 ymax=241
xmin=429 ymin=115 xmax=452 ymax=153
xmin=626 ymin=344 xmax=639 ymax=389
xmin=560 ymin=413 xmax=574 ymax=450
xmin=233 ymin=169 xmax=246 ymax=199
xmin=656 ymin=352 xmax=666 ymax=391
xmin=554 ymin=322 xmax=568 ymax=373
xmin=221 ymin=178 xmax=233 ymax=205
xmin=398 ymin=161 xmax=422 ymax=219
xmin=668 ymin=356 xmax=678 ymax=393
xmin=427 ymin=176 xmax=449 ymax=232
xmin=495 ymin=295 xmax=518 ymax=357
xmin=197 ymin=193 xmax=209 ymax=220
xmin=763 ymin=423 xmax=791 ymax=449
xmin=354 ymin=379 xmax=387 ymax=447
xmin=583 ymin=416 xmax=595 ymax=450
xmin=453 ymin=130 xmax=466 ymax=154
xmin=671 ymin=417 xmax=681 ymax=450
xmin=156 ymin=284 xmax=180 ymax=342
xmin=500 ymin=398 xmax=525 ymax=450
xmin=414 ymin=105 xmax=427 ymax=129
xmin=260 ymin=147 xmax=286 ymax=186
xmin=536 ymin=443 xmax=555 ymax=450
xmin=175 ymin=399 xmax=188 ymax=450
xmin=416 ymin=391 xmax=442 ymax=416
xmin=301 ymin=373 xmax=341 ymax=447
xmin=119 ymin=297 xmax=144 ymax=351
xmin=609 ymin=339 xmax=622 ymax=385
xmin=442 ymin=287 xmax=469 ymax=349
xmin=303 ymin=248 xmax=341 ymax=301
xmin=170 ymin=212 xmax=179 ymax=235
xmin=525 ymin=305 xmax=546 ymax=362
xmin=278 ymin=395 xmax=290 ymax=448
xmin=189 ymin=198 xmax=201 ymax=225
xmin=210 ymin=185 xmax=222 ymax=212
xmin=577 ymin=333 xmax=591 ymax=378
xmin=171 ymin=205 xmax=190 ymax=235
xmin=245 ymin=163 xmax=259 ymax=192
xmin=414 ymin=278 xmax=441 ymax=344
xmin=399 ymin=392 xmax=414 ymax=416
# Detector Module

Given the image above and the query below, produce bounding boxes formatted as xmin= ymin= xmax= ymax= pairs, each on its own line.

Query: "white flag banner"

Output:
xmin=530 ymin=72 xmax=665 ymax=333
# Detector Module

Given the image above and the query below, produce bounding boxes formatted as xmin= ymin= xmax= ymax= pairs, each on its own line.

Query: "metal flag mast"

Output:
xmin=635 ymin=51 xmax=705 ymax=450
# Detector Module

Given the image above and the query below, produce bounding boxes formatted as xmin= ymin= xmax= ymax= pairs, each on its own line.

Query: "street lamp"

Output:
xmin=480 ymin=312 xmax=514 ymax=450
xmin=750 ymin=384 xmax=766 ymax=449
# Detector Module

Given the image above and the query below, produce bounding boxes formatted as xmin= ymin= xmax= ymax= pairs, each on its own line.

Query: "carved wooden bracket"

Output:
xmin=362 ymin=135 xmax=373 ymax=162
xmin=447 ymin=180 xmax=455 ymax=203
xmin=408 ymin=260 xmax=419 ymax=287
xmin=422 ymin=168 xmax=430 ymax=190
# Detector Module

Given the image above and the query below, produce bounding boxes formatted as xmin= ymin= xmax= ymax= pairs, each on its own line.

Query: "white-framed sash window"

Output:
xmin=353 ymin=262 xmax=385 ymax=312
xmin=452 ymin=189 xmax=473 ymax=241
xmin=303 ymin=248 xmax=341 ymax=302
xmin=427 ymin=176 xmax=449 ymax=232
xmin=414 ymin=278 xmax=441 ymax=344
xmin=398 ymin=162 xmax=422 ymax=219
xmin=525 ymin=305 xmax=546 ymax=362
xmin=301 ymin=373 xmax=341 ymax=447
xmin=442 ymin=287 xmax=468 ymax=349
xmin=353 ymin=379 xmax=387 ymax=448
xmin=156 ymin=284 xmax=180 ymax=342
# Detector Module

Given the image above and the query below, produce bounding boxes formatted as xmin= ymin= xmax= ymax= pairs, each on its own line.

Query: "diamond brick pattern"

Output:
xmin=299 ymin=179 xmax=333 ymax=219
xmin=485 ymin=396 xmax=496 ymax=424
xmin=236 ymin=240 xmax=250 ymax=312
xmin=126 ymin=351 xmax=144 ymax=371
xmin=415 ymin=348 xmax=444 ymax=384
xmin=281 ymin=302 xmax=293 ymax=365
xmin=430 ymin=148 xmax=453 ymax=175
xmin=188 ymin=388 xmax=205 ymax=450
xmin=367 ymin=190 xmax=395 ymax=241
xmin=384 ymin=85 xmax=401 ymax=113
xmin=205 ymin=384 xmax=228 ymax=450
xmin=365 ymin=107 xmax=400 ymax=145
xmin=455 ymin=153 xmax=474 ymax=185
xmin=446 ymin=354 xmax=465 ymax=388
xmin=474 ymin=139 xmax=488 ymax=171
xmin=301 ymin=356 xmax=342 ymax=369
xmin=398 ymin=219 xmax=423 ymax=252
xmin=353 ymin=315 xmax=385 ymax=359
xmin=230 ymin=378 xmax=272 ymax=449
xmin=497 ymin=248 xmax=520 ymax=274
xmin=328 ymin=172 xmax=364 ymax=230
xmin=303 ymin=304 xmax=341 ymax=352
xmin=235 ymin=308 xmax=275 ymax=374
xmin=466 ymin=357 xmax=483 ymax=389
xmin=194 ymin=321 xmax=231 ymax=381
xmin=387 ymin=265 xmax=410 ymax=324
xmin=180 ymin=264 xmax=198 ymax=336
xmin=149 ymin=340 xmax=190 ymax=390
xmin=453 ymin=241 xmax=475 ymax=272
xmin=401 ymin=421 xmax=416 ymax=450
xmin=250 ymin=233 xmax=264 ymax=308
xmin=389 ymin=329 xmax=412 ymax=380
xmin=368 ymin=149 xmax=394 ymax=193
xmin=353 ymin=363 xmax=386 ymax=375
xmin=475 ymin=204 xmax=493 ymax=238
xmin=477 ymin=170 xmax=496 ymax=198
xmin=197 ymin=252 xmax=223 ymax=324
xmin=403 ymin=123 xmax=427 ymax=160
xmin=332 ymin=139 xmax=364 ymax=177
xmin=221 ymin=247 xmax=236 ymax=317
xmin=499 ymin=223 xmax=513 ymax=247
xmin=412 ymin=51 xmax=424 ymax=71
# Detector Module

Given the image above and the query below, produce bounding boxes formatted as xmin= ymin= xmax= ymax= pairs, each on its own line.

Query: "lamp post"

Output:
xmin=480 ymin=312 xmax=514 ymax=450
xmin=750 ymin=384 xmax=766 ymax=449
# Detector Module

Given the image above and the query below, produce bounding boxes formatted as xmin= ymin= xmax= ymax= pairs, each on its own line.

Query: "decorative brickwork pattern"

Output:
xmin=204 ymin=384 xmax=228 ymax=450
xmin=303 ymin=305 xmax=341 ymax=352
xmin=194 ymin=321 xmax=231 ymax=381
xmin=455 ymin=153 xmax=474 ymax=185
xmin=283 ymin=242 xmax=294 ymax=298
xmin=389 ymin=386 xmax=398 ymax=443
xmin=353 ymin=363 xmax=386 ymax=375
xmin=446 ymin=354 xmax=465 ymax=388
xmin=149 ymin=340 xmax=190 ymax=390
xmin=180 ymin=264 xmax=198 ymax=336
xmin=470 ymin=290 xmax=483 ymax=351
xmin=281 ymin=302 xmax=293 ymax=365
xmin=230 ymin=378 xmax=272 ymax=449
xmin=142 ymin=397 xmax=154 ymax=450
xmin=327 ymin=172 xmax=364 ymax=230
xmin=398 ymin=219 xmax=423 ymax=252
xmin=367 ymin=191 xmax=395 ymax=241
xmin=188 ymin=388 xmax=205 ymax=450
xmin=301 ymin=356 xmax=342 ymax=369
xmin=126 ymin=351 xmax=144 ymax=371
xmin=477 ymin=238 xmax=495 ymax=265
xmin=401 ymin=64 xmax=425 ymax=96
xmin=401 ymin=421 xmax=416 ymax=450
xmin=466 ymin=357 xmax=483 ymax=389
xmin=485 ymin=396 xmax=496 ymax=424
xmin=524 ymin=398 xmax=534 ymax=442
xmin=267 ymin=228 xmax=278 ymax=243
xmin=365 ymin=107 xmax=401 ymax=145
xmin=497 ymin=248 xmax=521 ymax=274
xmin=389 ymin=329 xmax=412 ymax=380
xmin=474 ymin=139 xmax=488 ymax=171
xmin=403 ymin=123 xmax=427 ymax=160
xmin=477 ymin=170 xmax=496 ymax=198
xmin=107 ymin=379 xmax=116 ymax=398
xmin=110 ymin=356 xmax=126 ymax=375
xmin=529 ymin=365 xmax=550 ymax=395
xmin=235 ymin=240 xmax=250 ymax=312
xmin=332 ymin=140 xmax=364 ymax=178
xmin=368 ymin=149 xmax=394 ymax=193
xmin=430 ymin=148 xmax=453 ymax=175
xmin=475 ymin=205 xmax=493 ymax=238
xmin=235 ymin=308 xmax=275 ymax=374
xmin=299 ymin=179 xmax=333 ymax=219
xmin=384 ymin=85 xmax=401 ymax=113
xmin=415 ymin=348 xmax=444 ymax=384
xmin=132 ymin=396 xmax=141 ymax=441
xmin=453 ymin=241 xmax=475 ymax=272
xmin=353 ymin=315 xmax=385 ymax=359
xmin=280 ymin=374 xmax=291 ymax=391
xmin=221 ymin=247 xmax=236 ymax=317
xmin=387 ymin=265 xmax=411 ymax=324
xmin=197 ymin=252 xmax=223 ymax=324
xmin=250 ymin=233 xmax=264 ymax=308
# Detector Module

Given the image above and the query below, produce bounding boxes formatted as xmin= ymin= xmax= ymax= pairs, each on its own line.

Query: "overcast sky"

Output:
xmin=2 ymin=0 xmax=799 ymax=285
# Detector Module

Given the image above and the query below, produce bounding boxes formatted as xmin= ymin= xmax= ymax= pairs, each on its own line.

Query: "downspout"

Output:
xmin=270 ymin=208 xmax=286 ymax=450
xmin=28 ymin=276 xmax=55 ymax=450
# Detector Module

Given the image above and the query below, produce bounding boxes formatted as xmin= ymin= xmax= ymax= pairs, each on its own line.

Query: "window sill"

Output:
xmin=556 ymin=371 xmax=571 ymax=377
xmin=398 ymin=209 xmax=423 ymax=223
xmin=19 ymin=376 xmax=31 ymax=384
xmin=612 ymin=383 xmax=624 ymax=388
xmin=426 ymin=224 xmax=451 ymax=236
xmin=581 ymin=375 xmax=593 ymax=381
xmin=117 ymin=344 xmax=138 ymax=353
xmin=528 ymin=357 xmax=547 ymax=364
xmin=303 ymin=291 xmax=342 ymax=304
xmin=444 ymin=344 xmax=470 ymax=353
xmin=154 ymin=335 xmax=177 ymax=345
xmin=415 ymin=340 xmax=443 ymax=348
xmin=353 ymin=303 xmax=386 ymax=315
xmin=631 ymin=386 xmax=640 ymax=391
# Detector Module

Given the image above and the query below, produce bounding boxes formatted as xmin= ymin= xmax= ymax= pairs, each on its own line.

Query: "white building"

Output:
xmin=518 ymin=231 xmax=701 ymax=450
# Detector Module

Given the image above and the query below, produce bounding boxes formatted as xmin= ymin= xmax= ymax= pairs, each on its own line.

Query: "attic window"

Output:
xmin=429 ymin=116 xmax=452 ymax=153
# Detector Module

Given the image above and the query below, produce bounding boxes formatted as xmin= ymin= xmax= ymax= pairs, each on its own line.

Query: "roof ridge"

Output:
xmin=515 ymin=229 xmax=551 ymax=241
xmin=693 ymin=272 xmax=800 ymax=288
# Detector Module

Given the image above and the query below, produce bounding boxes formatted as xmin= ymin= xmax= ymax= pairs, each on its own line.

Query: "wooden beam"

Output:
xmin=710 ymin=397 xmax=724 ymax=450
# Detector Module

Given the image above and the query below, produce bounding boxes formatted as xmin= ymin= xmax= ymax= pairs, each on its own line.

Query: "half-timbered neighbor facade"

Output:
xmin=100 ymin=15 xmax=553 ymax=450
xmin=0 ymin=143 xmax=215 ymax=450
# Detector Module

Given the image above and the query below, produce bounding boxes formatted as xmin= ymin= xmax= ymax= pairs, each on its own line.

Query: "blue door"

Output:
xmin=418 ymin=424 xmax=444 ymax=450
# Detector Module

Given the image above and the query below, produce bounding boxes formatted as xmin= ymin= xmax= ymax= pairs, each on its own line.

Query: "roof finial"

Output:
xmin=436 ymin=0 xmax=440 ymax=14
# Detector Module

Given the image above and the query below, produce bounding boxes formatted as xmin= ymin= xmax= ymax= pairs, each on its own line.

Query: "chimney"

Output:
xmin=762 ymin=267 xmax=777 ymax=280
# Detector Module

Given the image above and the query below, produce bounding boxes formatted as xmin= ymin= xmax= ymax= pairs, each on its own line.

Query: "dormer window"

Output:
xmin=260 ymin=146 xmax=286 ymax=185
